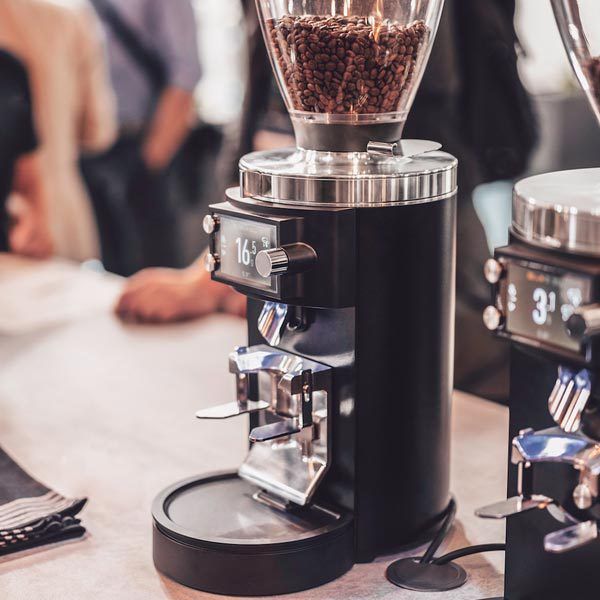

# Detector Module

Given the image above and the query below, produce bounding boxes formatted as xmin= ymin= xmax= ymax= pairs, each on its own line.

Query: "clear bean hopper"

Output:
xmin=552 ymin=0 xmax=600 ymax=126
xmin=258 ymin=0 xmax=443 ymax=149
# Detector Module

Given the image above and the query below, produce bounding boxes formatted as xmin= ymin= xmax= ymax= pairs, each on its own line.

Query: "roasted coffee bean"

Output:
xmin=266 ymin=14 xmax=428 ymax=114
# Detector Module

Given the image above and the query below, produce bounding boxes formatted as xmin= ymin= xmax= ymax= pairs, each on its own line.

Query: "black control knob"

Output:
xmin=255 ymin=244 xmax=317 ymax=279
xmin=567 ymin=304 xmax=600 ymax=340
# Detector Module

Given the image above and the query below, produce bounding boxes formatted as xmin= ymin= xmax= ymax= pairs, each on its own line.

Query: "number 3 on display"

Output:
xmin=532 ymin=288 xmax=556 ymax=326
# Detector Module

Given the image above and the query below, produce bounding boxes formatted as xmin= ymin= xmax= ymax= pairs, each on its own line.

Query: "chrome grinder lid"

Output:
xmin=239 ymin=142 xmax=457 ymax=207
xmin=513 ymin=168 xmax=600 ymax=257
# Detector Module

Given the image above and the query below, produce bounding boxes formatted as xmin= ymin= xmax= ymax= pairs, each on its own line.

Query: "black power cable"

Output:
xmin=420 ymin=497 xmax=458 ymax=565
xmin=386 ymin=496 xmax=506 ymax=592
xmin=434 ymin=543 xmax=506 ymax=565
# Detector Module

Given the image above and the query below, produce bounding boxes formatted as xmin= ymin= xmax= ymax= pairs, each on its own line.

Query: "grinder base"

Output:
xmin=152 ymin=471 xmax=354 ymax=596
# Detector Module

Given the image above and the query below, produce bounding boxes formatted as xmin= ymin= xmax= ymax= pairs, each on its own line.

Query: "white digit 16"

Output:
xmin=235 ymin=237 xmax=251 ymax=266
xmin=532 ymin=287 xmax=551 ymax=326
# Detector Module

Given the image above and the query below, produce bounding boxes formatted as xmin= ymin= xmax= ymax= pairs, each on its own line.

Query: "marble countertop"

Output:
xmin=0 ymin=257 xmax=507 ymax=599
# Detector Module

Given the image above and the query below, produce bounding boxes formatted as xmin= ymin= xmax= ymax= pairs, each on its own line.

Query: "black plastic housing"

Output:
xmin=505 ymin=346 xmax=600 ymax=600
xmin=152 ymin=186 xmax=456 ymax=596
xmin=218 ymin=190 xmax=457 ymax=562
xmin=209 ymin=193 xmax=355 ymax=307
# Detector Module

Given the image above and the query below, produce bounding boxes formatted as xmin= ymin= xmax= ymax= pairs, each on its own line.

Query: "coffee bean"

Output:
xmin=266 ymin=15 xmax=427 ymax=114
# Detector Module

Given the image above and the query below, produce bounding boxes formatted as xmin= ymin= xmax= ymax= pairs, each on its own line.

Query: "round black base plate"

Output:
xmin=152 ymin=471 xmax=354 ymax=596
xmin=386 ymin=557 xmax=468 ymax=592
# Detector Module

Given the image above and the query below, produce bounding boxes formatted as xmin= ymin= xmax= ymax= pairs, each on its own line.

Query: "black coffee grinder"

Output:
xmin=152 ymin=0 xmax=457 ymax=595
xmin=477 ymin=2 xmax=600 ymax=597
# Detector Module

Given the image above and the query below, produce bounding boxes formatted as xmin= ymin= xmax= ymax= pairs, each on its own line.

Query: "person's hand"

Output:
xmin=141 ymin=140 xmax=170 ymax=174
xmin=115 ymin=265 xmax=246 ymax=324
xmin=9 ymin=209 xmax=53 ymax=259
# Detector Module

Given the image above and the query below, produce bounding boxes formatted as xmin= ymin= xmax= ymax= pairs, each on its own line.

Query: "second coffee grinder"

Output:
xmin=152 ymin=0 xmax=458 ymax=595
xmin=478 ymin=1 xmax=600 ymax=597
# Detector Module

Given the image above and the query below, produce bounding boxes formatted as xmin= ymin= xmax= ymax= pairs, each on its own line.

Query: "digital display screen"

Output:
xmin=505 ymin=263 xmax=592 ymax=352
xmin=215 ymin=215 xmax=278 ymax=291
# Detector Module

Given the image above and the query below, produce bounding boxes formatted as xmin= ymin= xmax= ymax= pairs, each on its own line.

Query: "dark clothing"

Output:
xmin=83 ymin=0 xmax=207 ymax=274
xmin=404 ymin=0 xmax=537 ymax=401
xmin=452 ymin=0 xmax=536 ymax=182
xmin=0 ymin=50 xmax=38 ymax=250
xmin=81 ymin=135 xmax=180 ymax=275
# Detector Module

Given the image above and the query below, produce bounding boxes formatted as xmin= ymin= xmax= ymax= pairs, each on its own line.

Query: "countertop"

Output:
xmin=0 ymin=256 xmax=507 ymax=599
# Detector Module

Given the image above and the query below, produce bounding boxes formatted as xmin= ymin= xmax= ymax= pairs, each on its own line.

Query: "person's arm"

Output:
xmin=141 ymin=0 xmax=202 ymax=172
xmin=115 ymin=251 xmax=246 ymax=323
xmin=74 ymin=3 xmax=117 ymax=153
xmin=9 ymin=152 xmax=53 ymax=259
xmin=142 ymin=87 xmax=195 ymax=171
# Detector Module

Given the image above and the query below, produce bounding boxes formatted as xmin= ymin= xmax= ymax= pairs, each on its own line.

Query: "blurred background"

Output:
xmin=474 ymin=0 xmax=600 ymax=253
xmin=2 ymin=0 xmax=598 ymax=267
xmin=1 ymin=0 xmax=599 ymax=401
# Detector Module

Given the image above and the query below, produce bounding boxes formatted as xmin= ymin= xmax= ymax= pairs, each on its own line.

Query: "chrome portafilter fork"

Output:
xmin=548 ymin=367 xmax=592 ymax=434
xmin=477 ymin=428 xmax=600 ymax=554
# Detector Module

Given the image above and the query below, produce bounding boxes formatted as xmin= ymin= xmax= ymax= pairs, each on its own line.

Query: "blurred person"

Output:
xmin=82 ymin=0 xmax=202 ymax=276
xmin=0 ymin=0 xmax=117 ymax=262
xmin=0 ymin=49 xmax=52 ymax=258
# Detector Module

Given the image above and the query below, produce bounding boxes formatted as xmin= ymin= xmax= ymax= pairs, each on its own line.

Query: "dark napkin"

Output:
xmin=0 ymin=448 xmax=87 ymax=556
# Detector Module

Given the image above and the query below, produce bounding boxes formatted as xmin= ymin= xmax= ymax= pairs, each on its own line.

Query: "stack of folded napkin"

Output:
xmin=0 ymin=447 xmax=86 ymax=556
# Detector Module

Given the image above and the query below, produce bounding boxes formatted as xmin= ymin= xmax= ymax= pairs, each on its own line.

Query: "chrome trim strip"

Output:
xmin=238 ymin=148 xmax=457 ymax=207
xmin=512 ymin=168 xmax=600 ymax=257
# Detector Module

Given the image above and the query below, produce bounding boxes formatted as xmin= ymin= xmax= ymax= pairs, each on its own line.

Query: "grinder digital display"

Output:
xmin=215 ymin=215 xmax=278 ymax=291
xmin=505 ymin=263 xmax=592 ymax=352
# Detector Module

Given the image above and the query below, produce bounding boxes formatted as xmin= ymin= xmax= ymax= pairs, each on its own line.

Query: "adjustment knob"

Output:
xmin=483 ymin=306 xmax=503 ymax=331
xmin=205 ymin=253 xmax=219 ymax=273
xmin=256 ymin=248 xmax=289 ymax=278
xmin=203 ymin=214 xmax=219 ymax=235
xmin=256 ymin=244 xmax=317 ymax=278
xmin=566 ymin=304 xmax=600 ymax=340
xmin=484 ymin=258 xmax=504 ymax=284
